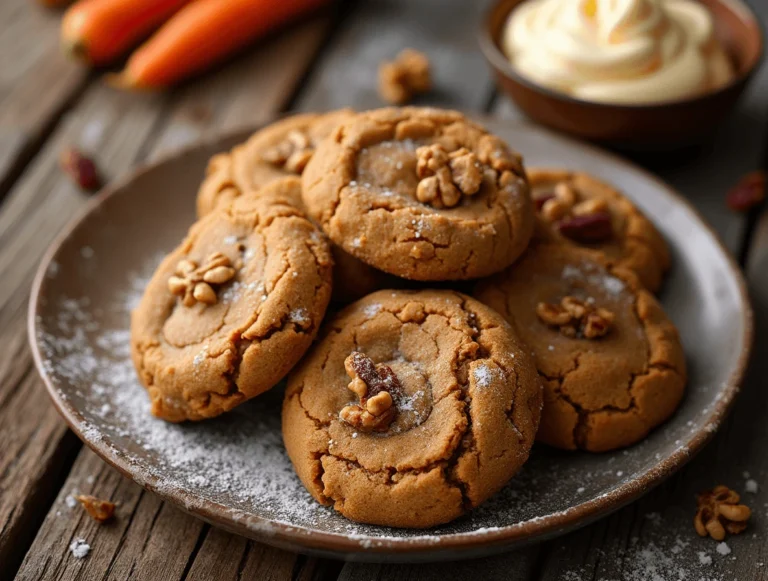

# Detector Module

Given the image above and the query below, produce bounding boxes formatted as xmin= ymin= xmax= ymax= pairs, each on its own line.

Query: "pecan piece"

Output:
xmin=60 ymin=147 xmax=102 ymax=192
xmin=415 ymin=144 xmax=482 ymax=208
xmin=694 ymin=485 xmax=751 ymax=541
xmin=339 ymin=352 xmax=403 ymax=432
xmin=726 ymin=170 xmax=765 ymax=212
xmin=378 ymin=48 xmax=431 ymax=105
xmin=168 ymin=252 xmax=237 ymax=307
xmin=536 ymin=296 xmax=614 ymax=339
xmin=557 ymin=211 xmax=613 ymax=243
xmin=76 ymin=494 xmax=116 ymax=523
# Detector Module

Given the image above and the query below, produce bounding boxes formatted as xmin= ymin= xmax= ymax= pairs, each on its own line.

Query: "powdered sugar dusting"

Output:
xmin=32 ymin=247 xmax=731 ymax=554
xmin=472 ymin=364 xmax=493 ymax=388
xmin=69 ymin=539 xmax=90 ymax=559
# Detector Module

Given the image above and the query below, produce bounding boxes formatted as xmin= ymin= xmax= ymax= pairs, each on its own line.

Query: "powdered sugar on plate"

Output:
xmin=32 ymin=248 xmax=730 ymax=554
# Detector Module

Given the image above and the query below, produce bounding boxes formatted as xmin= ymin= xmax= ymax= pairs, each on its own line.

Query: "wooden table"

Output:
xmin=1 ymin=1 xmax=767 ymax=579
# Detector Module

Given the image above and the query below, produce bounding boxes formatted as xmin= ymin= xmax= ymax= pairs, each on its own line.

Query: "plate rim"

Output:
xmin=27 ymin=118 xmax=754 ymax=561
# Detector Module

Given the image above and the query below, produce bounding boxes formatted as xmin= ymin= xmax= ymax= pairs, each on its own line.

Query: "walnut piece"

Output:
xmin=378 ymin=48 xmax=431 ymax=105
xmin=261 ymin=129 xmax=314 ymax=174
xmin=76 ymin=494 xmax=116 ymax=523
xmin=536 ymin=296 xmax=614 ymax=339
xmin=168 ymin=252 xmax=236 ymax=307
xmin=339 ymin=352 xmax=403 ymax=432
xmin=476 ymin=135 xmax=524 ymax=176
xmin=415 ymin=144 xmax=482 ymax=208
xmin=694 ymin=485 xmax=751 ymax=541
xmin=535 ymin=180 xmax=613 ymax=243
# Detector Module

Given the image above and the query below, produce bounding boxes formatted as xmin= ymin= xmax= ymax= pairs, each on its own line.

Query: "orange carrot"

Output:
xmin=62 ymin=0 xmax=192 ymax=66
xmin=110 ymin=0 xmax=330 ymax=89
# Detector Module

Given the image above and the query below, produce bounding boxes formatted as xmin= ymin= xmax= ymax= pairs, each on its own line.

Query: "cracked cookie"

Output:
xmin=474 ymin=244 xmax=686 ymax=452
xmin=529 ymin=168 xmax=670 ymax=293
xmin=301 ymin=107 xmax=535 ymax=281
xmin=197 ymin=110 xmax=356 ymax=217
xmin=131 ymin=177 xmax=333 ymax=422
xmin=282 ymin=289 xmax=543 ymax=528
xmin=197 ymin=110 xmax=394 ymax=304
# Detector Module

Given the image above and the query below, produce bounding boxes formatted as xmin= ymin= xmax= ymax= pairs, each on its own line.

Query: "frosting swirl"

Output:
xmin=503 ymin=0 xmax=734 ymax=105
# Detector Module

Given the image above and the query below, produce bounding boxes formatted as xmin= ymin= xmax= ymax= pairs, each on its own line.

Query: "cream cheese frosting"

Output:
xmin=503 ymin=0 xmax=734 ymax=105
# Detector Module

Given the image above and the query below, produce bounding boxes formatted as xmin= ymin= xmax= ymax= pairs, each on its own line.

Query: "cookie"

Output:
xmin=197 ymin=110 xmax=393 ymax=304
xmin=196 ymin=110 xmax=355 ymax=217
xmin=282 ymin=289 xmax=542 ymax=528
xmin=474 ymin=244 xmax=686 ymax=452
xmin=529 ymin=168 xmax=670 ymax=292
xmin=301 ymin=107 xmax=535 ymax=281
xmin=131 ymin=177 xmax=333 ymax=422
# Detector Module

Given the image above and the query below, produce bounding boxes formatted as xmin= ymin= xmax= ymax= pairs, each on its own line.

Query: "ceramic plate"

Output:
xmin=29 ymin=119 xmax=752 ymax=562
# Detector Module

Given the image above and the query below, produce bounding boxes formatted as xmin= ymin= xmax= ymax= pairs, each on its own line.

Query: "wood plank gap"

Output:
xmin=179 ymin=525 xmax=211 ymax=581
xmin=0 ymin=72 xmax=94 ymax=207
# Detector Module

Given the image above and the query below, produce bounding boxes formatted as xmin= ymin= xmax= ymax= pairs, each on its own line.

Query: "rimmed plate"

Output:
xmin=29 ymin=119 xmax=752 ymax=562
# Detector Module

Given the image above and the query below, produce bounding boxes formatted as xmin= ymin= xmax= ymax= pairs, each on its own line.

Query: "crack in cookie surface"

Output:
xmin=474 ymin=243 xmax=686 ymax=452
xmin=282 ymin=289 xmax=542 ymax=528
xmin=131 ymin=178 xmax=333 ymax=422
xmin=301 ymin=107 xmax=534 ymax=281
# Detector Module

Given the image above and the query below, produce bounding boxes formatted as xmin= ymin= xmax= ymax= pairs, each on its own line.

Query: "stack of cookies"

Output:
xmin=130 ymin=106 xmax=686 ymax=529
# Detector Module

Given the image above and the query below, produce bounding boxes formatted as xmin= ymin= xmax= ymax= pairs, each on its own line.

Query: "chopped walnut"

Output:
xmin=378 ymin=48 xmax=431 ymax=105
xmin=168 ymin=252 xmax=236 ymax=307
xmin=76 ymin=494 xmax=116 ymax=523
xmin=415 ymin=144 xmax=482 ymax=208
xmin=535 ymin=180 xmax=613 ymax=243
xmin=536 ymin=296 xmax=614 ymax=339
xmin=476 ymin=135 xmax=524 ymax=176
xmin=694 ymin=485 xmax=751 ymax=541
xmin=339 ymin=352 xmax=403 ymax=432
xmin=261 ymin=129 xmax=314 ymax=174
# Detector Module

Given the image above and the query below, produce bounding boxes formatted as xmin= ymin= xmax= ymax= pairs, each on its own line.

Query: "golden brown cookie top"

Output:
xmin=282 ymin=289 xmax=543 ymax=528
xmin=528 ymin=168 xmax=670 ymax=292
xmin=474 ymin=243 xmax=686 ymax=451
xmin=131 ymin=177 xmax=333 ymax=422
xmin=197 ymin=110 xmax=356 ymax=217
xmin=301 ymin=107 xmax=534 ymax=281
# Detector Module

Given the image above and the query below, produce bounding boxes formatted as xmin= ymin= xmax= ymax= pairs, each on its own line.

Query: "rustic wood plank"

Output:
xmin=296 ymin=0 xmax=495 ymax=113
xmin=337 ymin=550 xmax=540 ymax=581
xmin=4 ymin=16 xmax=332 ymax=581
xmin=0 ymin=0 xmax=89 ymax=198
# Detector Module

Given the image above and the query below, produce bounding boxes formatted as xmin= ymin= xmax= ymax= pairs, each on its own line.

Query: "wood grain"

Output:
xmin=2 ymin=16 xmax=332 ymax=581
xmin=296 ymin=0 xmax=495 ymax=113
xmin=0 ymin=0 xmax=88 ymax=200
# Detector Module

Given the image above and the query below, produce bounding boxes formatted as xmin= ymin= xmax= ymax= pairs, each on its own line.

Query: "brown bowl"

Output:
xmin=480 ymin=0 xmax=764 ymax=148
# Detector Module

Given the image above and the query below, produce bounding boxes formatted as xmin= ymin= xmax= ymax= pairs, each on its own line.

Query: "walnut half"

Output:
xmin=339 ymin=352 xmax=403 ymax=432
xmin=415 ymin=144 xmax=482 ymax=208
xmin=168 ymin=252 xmax=237 ymax=307
xmin=694 ymin=485 xmax=751 ymax=541
xmin=378 ymin=49 xmax=431 ymax=105
xmin=536 ymin=296 xmax=614 ymax=339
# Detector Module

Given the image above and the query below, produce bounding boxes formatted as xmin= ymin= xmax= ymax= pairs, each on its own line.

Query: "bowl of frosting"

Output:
xmin=480 ymin=0 xmax=763 ymax=147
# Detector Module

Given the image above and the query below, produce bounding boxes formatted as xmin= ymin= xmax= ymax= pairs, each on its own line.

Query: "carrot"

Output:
xmin=110 ymin=0 xmax=330 ymax=90
xmin=62 ymin=0 xmax=192 ymax=66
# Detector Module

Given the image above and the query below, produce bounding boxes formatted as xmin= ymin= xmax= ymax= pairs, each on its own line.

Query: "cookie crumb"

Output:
xmin=697 ymin=551 xmax=712 ymax=565
xmin=76 ymin=494 xmax=116 ymax=523
xmin=378 ymin=48 xmax=431 ymax=104
xmin=69 ymin=539 xmax=91 ymax=559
